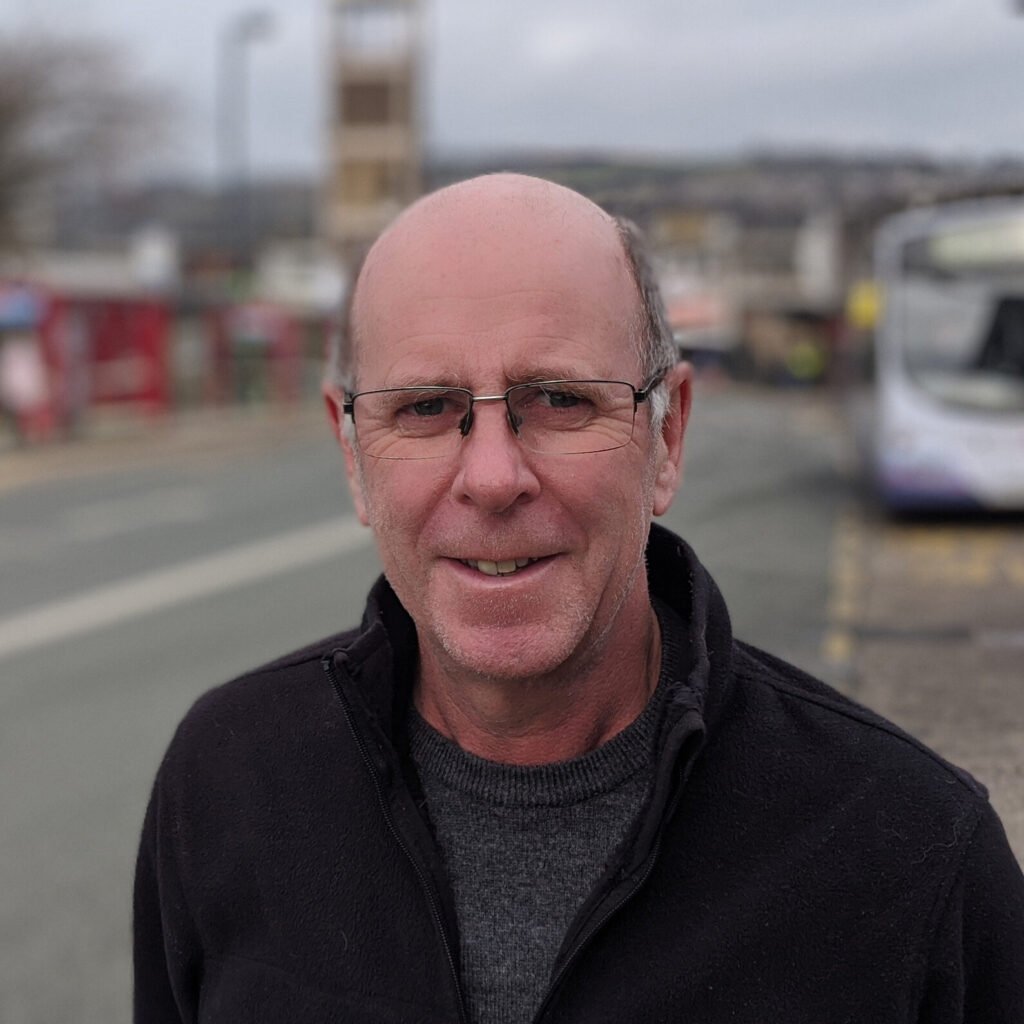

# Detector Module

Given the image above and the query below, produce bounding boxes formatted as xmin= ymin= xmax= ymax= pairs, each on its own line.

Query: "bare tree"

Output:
xmin=0 ymin=33 xmax=178 ymax=248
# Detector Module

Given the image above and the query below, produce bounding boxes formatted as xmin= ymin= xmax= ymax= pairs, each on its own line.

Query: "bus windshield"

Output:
xmin=892 ymin=218 xmax=1024 ymax=413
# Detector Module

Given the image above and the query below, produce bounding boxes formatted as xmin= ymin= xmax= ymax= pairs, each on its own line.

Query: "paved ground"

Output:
xmin=826 ymin=507 xmax=1024 ymax=859
xmin=0 ymin=402 xmax=328 ymax=496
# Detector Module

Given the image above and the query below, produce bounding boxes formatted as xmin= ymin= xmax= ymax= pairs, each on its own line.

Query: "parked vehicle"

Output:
xmin=869 ymin=199 xmax=1024 ymax=510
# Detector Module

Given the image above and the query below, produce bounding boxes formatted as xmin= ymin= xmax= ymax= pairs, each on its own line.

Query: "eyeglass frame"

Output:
xmin=341 ymin=368 xmax=670 ymax=458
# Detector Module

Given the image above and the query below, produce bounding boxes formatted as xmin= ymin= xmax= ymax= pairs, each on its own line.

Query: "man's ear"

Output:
xmin=323 ymin=383 xmax=369 ymax=526
xmin=323 ymin=382 xmax=345 ymax=443
xmin=652 ymin=361 xmax=692 ymax=517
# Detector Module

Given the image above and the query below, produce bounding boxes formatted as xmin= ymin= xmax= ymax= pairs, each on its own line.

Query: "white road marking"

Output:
xmin=0 ymin=517 xmax=372 ymax=662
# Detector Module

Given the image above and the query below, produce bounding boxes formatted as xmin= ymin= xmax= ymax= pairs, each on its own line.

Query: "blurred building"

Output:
xmin=430 ymin=152 xmax=1024 ymax=384
xmin=7 ymin=142 xmax=1024 ymax=428
xmin=324 ymin=0 xmax=424 ymax=261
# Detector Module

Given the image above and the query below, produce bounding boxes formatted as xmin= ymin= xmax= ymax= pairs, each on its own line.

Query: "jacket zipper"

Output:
xmin=323 ymin=656 xmax=469 ymax=1024
xmin=529 ymin=832 xmax=664 ymax=1024
xmin=531 ymin=721 xmax=702 ymax=1023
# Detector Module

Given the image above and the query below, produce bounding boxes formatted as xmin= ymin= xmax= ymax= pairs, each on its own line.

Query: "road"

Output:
xmin=1 ymin=384 xmax=1021 ymax=1023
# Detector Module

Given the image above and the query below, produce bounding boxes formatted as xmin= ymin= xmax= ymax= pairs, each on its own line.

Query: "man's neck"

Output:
xmin=414 ymin=606 xmax=662 ymax=765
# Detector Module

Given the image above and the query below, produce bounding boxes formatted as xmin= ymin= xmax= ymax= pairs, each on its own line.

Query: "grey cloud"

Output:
xmin=3 ymin=0 xmax=1023 ymax=173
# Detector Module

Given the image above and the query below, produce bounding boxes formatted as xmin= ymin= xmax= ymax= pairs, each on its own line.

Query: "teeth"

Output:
xmin=465 ymin=557 xmax=538 ymax=576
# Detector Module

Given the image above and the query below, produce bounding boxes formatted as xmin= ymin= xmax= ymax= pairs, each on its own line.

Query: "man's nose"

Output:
xmin=450 ymin=400 xmax=540 ymax=512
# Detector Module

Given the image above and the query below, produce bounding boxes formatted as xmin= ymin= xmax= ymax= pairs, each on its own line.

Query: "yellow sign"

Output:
xmin=846 ymin=280 xmax=882 ymax=331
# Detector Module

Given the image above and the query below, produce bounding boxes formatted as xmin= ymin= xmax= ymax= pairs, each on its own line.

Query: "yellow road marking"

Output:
xmin=823 ymin=505 xmax=866 ymax=671
xmin=877 ymin=525 xmax=1024 ymax=588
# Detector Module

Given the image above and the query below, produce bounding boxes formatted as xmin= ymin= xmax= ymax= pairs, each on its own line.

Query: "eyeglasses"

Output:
xmin=344 ymin=370 xmax=667 ymax=460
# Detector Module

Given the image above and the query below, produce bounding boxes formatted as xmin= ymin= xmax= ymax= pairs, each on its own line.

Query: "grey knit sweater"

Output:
xmin=408 ymin=612 xmax=678 ymax=1024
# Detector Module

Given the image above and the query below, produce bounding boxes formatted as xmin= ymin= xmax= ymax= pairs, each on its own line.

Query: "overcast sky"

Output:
xmin=3 ymin=0 xmax=1024 ymax=182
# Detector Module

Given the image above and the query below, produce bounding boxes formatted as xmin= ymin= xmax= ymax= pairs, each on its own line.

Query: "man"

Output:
xmin=134 ymin=174 xmax=1024 ymax=1023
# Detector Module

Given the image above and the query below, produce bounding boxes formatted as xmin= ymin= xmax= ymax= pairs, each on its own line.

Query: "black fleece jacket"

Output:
xmin=134 ymin=524 xmax=1024 ymax=1023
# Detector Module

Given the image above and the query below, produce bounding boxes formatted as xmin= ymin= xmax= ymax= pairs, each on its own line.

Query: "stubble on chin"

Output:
xmin=427 ymin=585 xmax=594 ymax=685
xmin=426 ymin=519 xmax=651 ymax=688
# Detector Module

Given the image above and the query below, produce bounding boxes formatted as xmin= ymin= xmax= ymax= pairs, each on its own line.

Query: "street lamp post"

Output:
xmin=218 ymin=9 xmax=274 ymax=272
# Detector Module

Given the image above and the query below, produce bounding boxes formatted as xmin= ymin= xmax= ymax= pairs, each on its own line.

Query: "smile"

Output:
xmin=459 ymin=557 xmax=542 ymax=577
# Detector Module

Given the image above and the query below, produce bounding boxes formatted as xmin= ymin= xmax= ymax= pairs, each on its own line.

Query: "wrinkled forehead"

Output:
xmin=349 ymin=181 xmax=640 ymax=380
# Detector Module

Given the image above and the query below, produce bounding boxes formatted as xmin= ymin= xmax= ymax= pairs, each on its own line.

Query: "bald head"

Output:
xmin=330 ymin=173 xmax=674 ymax=391
xmin=365 ymin=173 xmax=619 ymax=275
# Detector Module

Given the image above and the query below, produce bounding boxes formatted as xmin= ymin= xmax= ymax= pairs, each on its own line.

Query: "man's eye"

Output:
xmin=540 ymin=388 xmax=588 ymax=409
xmin=407 ymin=396 xmax=446 ymax=417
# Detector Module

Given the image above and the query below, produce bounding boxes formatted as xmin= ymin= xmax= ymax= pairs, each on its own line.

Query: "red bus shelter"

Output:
xmin=0 ymin=281 xmax=171 ymax=442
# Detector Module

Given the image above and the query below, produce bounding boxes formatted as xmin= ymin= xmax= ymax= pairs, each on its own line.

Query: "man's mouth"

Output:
xmin=459 ymin=557 xmax=543 ymax=577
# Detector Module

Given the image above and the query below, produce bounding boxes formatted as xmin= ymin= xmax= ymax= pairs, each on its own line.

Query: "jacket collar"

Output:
xmin=645 ymin=522 xmax=735 ymax=735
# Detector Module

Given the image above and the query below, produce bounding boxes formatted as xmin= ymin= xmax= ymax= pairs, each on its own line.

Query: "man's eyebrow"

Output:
xmin=371 ymin=366 xmax=618 ymax=391
xmin=371 ymin=371 xmax=470 ymax=390
xmin=505 ymin=365 xmax=612 ymax=385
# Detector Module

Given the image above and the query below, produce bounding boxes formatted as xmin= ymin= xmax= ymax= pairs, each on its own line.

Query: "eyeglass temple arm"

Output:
xmin=634 ymin=367 xmax=669 ymax=403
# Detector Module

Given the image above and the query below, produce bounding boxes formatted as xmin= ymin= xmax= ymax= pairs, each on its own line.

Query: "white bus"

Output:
xmin=870 ymin=198 xmax=1024 ymax=511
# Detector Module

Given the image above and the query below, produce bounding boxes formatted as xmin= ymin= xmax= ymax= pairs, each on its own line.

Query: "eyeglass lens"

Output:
xmin=353 ymin=381 xmax=638 ymax=460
